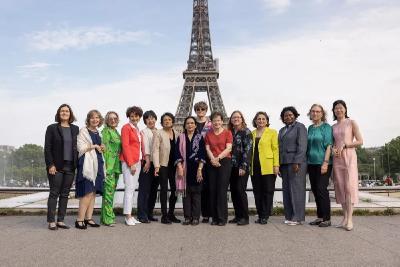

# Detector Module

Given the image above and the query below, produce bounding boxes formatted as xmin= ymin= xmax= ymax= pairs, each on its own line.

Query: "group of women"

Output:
xmin=44 ymin=99 xmax=363 ymax=231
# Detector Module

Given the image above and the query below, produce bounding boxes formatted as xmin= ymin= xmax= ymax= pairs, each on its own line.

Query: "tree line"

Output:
xmin=1 ymin=136 xmax=399 ymax=186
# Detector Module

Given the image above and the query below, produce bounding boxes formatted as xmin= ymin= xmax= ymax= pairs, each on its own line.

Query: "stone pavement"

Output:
xmin=1 ymin=190 xmax=400 ymax=210
xmin=0 ymin=216 xmax=399 ymax=266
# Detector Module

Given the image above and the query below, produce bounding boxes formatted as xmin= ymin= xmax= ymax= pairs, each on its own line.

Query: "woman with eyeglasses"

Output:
xmin=100 ymin=111 xmax=122 ymax=226
xmin=194 ymin=101 xmax=213 ymax=223
xmin=228 ymin=110 xmax=252 ymax=226
xmin=307 ymin=104 xmax=333 ymax=228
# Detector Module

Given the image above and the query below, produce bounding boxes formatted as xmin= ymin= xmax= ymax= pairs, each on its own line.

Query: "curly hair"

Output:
xmin=160 ymin=112 xmax=175 ymax=126
xmin=280 ymin=106 xmax=300 ymax=122
xmin=126 ymin=106 xmax=143 ymax=118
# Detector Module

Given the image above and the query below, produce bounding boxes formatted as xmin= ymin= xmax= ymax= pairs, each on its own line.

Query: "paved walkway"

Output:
xmin=1 ymin=190 xmax=399 ymax=210
xmin=0 ymin=216 xmax=399 ymax=266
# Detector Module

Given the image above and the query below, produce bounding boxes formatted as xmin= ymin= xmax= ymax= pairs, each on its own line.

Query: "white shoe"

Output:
xmin=132 ymin=217 xmax=141 ymax=224
xmin=125 ymin=217 xmax=136 ymax=226
xmin=287 ymin=221 xmax=301 ymax=226
xmin=284 ymin=220 xmax=290 ymax=224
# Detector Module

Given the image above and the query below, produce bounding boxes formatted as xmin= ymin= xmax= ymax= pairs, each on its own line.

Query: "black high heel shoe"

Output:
xmin=75 ymin=220 xmax=87 ymax=230
xmin=84 ymin=219 xmax=100 ymax=227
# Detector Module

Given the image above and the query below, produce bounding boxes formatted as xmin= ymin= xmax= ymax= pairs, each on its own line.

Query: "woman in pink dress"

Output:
xmin=332 ymin=100 xmax=363 ymax=231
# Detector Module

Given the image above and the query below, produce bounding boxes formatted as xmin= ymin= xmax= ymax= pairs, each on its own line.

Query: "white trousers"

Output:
xmin=122 ymin=161 xmax=141 ymax=215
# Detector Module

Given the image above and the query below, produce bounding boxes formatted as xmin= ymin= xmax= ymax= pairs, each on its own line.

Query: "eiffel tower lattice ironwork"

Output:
xmin=175 ymin=0 xmax=228 ymax=128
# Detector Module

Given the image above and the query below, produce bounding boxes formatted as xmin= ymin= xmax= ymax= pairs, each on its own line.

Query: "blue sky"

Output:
xmin=1 ymin=0 xmax=400 ymax=147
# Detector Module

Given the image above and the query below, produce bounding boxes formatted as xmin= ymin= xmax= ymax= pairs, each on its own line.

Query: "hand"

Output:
xmin=210 ymin=157 xmax=219 ymax=166
xmin=321 ymin=163 xmax=328 ymax=174
xmin=273 ymin=166 xmax=279 ymax=176
xmin=154 ymin=167 xmax=160 ymax=177
xmin=239 ymin=168 xmax=246 ymax=177
xmin=48 ymin=165 xmax=57 ymax=175
xmin=143 ymin=161 xmax=151 ymax=173
xmin=100 ymin=144 xmax=106 ymax=152
xmin=94 ymin=145 xmax=102 ymax=153
xmin=177 ymin=165 xmax=184 ymax=177
xmin=292 ymin=164 xmax=300 ymax=173
xmin=333 ymin=146 xmax=342 ymax=158
xmin=130 ymin=165 xmax=136 ymax=175
xmin=196 ymin=169 xmax=203 ymax=182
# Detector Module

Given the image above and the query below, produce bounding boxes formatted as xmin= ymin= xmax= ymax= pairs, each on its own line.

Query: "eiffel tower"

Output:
xmin=175 ymin=0 xmax=228 ymax=129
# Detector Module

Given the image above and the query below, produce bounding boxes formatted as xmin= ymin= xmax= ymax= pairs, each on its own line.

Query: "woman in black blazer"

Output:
xmin=44 ymin=104 xmax=79 ymax=230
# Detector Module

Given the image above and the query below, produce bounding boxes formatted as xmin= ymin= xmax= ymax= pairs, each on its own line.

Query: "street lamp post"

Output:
xmin=31 ymin=159 xmax=34 ymax=187
xmin=387 ymin=145 xmax=391 ymax=176
xmin=2 ymin=155 xmax=6 ymax=186
xmin=373 ymin=158 xmax=376 ymax=182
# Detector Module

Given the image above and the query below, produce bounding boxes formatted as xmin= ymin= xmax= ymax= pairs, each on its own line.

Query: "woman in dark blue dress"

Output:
xmin=75 ymin=110 xmax=105 ymax=229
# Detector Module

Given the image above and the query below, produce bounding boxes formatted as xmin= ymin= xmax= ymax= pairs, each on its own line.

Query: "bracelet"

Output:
xmin=323 ymin=160 xmax=329 ymax=164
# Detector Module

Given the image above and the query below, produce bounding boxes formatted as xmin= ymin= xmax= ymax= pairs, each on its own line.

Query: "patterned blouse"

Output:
xmin=101 ymin=126 xmax=122 ymax=175
xmin=231 ymin=127 xmax=253 ymax=172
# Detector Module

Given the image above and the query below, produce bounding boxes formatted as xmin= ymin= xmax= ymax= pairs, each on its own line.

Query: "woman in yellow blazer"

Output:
xmin=250 ymin=111 xmax=279 ymax=224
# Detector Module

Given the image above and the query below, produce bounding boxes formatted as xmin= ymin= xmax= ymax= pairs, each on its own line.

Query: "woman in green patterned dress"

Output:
xmin=100 ymin=111 xmax=122 ymax=226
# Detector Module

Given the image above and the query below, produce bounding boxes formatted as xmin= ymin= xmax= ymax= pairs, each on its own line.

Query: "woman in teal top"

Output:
xmin=100 ymin=111 xmax=122 ymax=226
xmin=307 ymin=104 xmax=333 ymax=227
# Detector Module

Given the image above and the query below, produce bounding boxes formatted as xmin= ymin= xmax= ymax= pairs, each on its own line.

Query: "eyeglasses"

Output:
xmin=196 ymin=108 xmax=206 ymax=111
xmin=109 ymin=117 xmax=118 ymax=121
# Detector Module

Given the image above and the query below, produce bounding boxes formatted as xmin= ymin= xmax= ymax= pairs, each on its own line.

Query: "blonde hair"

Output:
xmin=85 ymin=110 xmax=104 ymax=127
xmin=104 ymin=111 xmax=119 ymax=127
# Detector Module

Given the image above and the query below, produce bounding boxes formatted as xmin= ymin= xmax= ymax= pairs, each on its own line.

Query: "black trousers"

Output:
xmin=47 ymin=161 xmax=75 ymax=223
xmin=208 ymin=158 xmax=232 ymax=223
xmin=137 ymin=162 xmax=156 ymax=220
xmin=148 ymin=168 xmax=160 ymax=218
xmin=230 ymin=167 xmax=249 ymax=220
xmin=201 ymin=169 xmax=211 ymax=218
xmin=183 ymin=185 xmax=202 ymax=220
xmin=308 ymin=164 xmax=332 ymax=221
xmin=251 ymin=173 xmax=276 ymax=220
xmin=159 ymin=165 xmax=177 ymax=216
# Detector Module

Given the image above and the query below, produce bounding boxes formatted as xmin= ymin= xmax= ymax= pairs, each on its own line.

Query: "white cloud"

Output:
xmin=262 ymin=0 xmax=291 ymax=13
xmin=27 ymin=27 xmax=156 ymax=51
xmin=16 ymin=62 xmax=59 ymax=81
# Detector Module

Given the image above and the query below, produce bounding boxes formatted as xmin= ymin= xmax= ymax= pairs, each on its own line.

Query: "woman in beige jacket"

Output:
xmin=152 ymin=112 xmax=181 ymax=224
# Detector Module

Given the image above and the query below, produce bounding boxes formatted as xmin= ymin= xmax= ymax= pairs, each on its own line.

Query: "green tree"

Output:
xmin=8 ymin=144 xmax=47 ymax=186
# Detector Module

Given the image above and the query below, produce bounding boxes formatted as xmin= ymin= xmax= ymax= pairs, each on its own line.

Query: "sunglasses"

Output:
xmin=196 ymin=108 xmax=206 ymax=111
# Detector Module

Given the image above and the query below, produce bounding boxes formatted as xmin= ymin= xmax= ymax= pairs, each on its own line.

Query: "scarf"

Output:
xmin=175 ymin=133 xmax=203 ymax=196
xmin=77 ymin=127 xmax=106 ymax=185
xmin=176 ymin=133 xmax=187 ymax=196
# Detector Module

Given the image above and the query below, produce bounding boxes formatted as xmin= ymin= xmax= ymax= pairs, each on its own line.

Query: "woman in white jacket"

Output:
xmin=75 ymin=110 xmax=106 ymax=229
